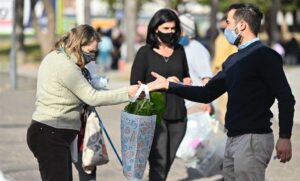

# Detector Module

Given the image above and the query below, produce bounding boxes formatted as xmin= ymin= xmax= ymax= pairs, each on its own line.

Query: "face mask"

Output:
xmin=179 ymin=35 xmax=189 ymax=46
xmin=82 ymin=51 xmax=96 ymax=64
xmin=157 ymin=31 xmax=175 ymax=44
xmin=224 ymin=25 xmax=241 ymax=45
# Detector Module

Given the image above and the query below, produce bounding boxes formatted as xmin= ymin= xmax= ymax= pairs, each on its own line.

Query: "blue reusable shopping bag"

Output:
xmin=121 ymin=85 xmax=156 ymax=180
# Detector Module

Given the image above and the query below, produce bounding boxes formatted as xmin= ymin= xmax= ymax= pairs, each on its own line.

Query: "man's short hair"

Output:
xmin=228 ymin=3 xmax=263 ymax=36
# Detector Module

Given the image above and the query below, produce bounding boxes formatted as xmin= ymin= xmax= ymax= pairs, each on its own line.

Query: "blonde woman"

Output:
xmin=27 ymin=25 xmax=139 ymax=181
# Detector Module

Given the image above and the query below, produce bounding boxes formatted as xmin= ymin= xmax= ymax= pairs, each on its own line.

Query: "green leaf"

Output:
xmin=124 ymin=92 xmax=165 ymax=124
xmin=150 ymin=92 xmax=165 ymax=124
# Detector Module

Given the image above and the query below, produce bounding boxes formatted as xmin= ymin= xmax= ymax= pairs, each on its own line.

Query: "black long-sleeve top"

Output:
xmin=130 ymin=44 xmax=190 ymax=120
xmin=168 ymin=41 xmax=295 ymax=138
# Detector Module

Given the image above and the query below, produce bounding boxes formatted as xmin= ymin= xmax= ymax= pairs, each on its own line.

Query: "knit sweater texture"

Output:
xmin=168 ymin=41 xmax=295 ymax=138
xmin=32 ymin=50 xmax=129 ymax=130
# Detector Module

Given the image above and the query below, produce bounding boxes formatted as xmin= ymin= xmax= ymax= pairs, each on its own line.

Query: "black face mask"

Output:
xmin=157 ymin=31 xmax=175 ymax=45
xmin=82 ymin=51 xmax=96 ymax=64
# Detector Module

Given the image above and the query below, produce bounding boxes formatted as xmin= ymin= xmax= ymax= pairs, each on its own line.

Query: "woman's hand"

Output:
xmin=128 ymin=84 xmax=140 ymax=98
xmin=147 ymin=72 xmax=169 ymax=91
xmin=199 ymin=103 xmax=213 ymax=114
xmin=167 ymin=76 xmax=180 ymax=83
xmin=183 ymin=77 xmax=192 ymax=85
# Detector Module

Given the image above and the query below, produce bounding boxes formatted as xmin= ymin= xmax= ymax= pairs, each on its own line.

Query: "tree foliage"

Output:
xmin=197 ymin=0 xmax=299 ymax=13
xmin=281 ymin=0 xmax=300 ymax=12
xmin=197 ymin=0 xmax=272 ymax=12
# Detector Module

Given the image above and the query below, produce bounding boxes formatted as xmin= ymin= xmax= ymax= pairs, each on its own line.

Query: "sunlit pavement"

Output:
xmin=0 ymin=65 xmax=299 ymax=181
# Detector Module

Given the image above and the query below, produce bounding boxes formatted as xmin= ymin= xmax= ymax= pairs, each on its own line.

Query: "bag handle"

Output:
xmin=93 ymin=108 xmax=123 ymax=166
xmin=130 ymin=84 xmax=150 ymax=102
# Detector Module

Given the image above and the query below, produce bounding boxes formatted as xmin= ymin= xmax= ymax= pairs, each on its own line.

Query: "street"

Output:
xmin=0 ymin=65 xmax=299 ymax=181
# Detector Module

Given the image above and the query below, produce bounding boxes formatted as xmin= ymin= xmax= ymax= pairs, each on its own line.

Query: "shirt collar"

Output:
xmin=238 ymin=37 xmax=260 ymax=50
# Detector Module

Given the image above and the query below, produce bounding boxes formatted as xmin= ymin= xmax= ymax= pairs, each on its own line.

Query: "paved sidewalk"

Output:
xmin=0 ymin=65 xmax=299 ymax=181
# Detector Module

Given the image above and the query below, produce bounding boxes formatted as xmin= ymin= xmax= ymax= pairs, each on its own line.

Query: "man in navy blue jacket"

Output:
xmin=148 ymin=3 xmax=295 ymax=181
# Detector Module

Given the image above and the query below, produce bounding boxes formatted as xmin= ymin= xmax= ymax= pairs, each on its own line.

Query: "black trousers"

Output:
xmin=27 ymin=120 xmax=78 ymax=181
xmin=148 ymin=118 xmax=187 ymax=181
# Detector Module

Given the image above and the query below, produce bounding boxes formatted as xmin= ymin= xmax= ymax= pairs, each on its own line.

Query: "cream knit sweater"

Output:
xmin=32 ymin=50 xmax=129 ymax=130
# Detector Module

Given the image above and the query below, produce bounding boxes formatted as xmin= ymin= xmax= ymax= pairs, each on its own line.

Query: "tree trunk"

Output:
xmin=164 ymin=0 xmax=171 ymax=8
xmin=210 ymin=0 xmax=219 ymax=56
xmin=31 ymin=0 xmax=56 ymax=55
xmin=84 ymin=0 xmax=91 ymax=24
xmin=266 ymin=0 xmax=280 ymax=45
xmin=124 ymin=0 xmax=137 ymax=62
xmin=16 ymin=0 xmax=25 ymax=64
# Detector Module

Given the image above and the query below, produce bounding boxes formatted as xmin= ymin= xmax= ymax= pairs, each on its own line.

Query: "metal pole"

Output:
xmin=9 ymin=0 xmax=17 ymax=89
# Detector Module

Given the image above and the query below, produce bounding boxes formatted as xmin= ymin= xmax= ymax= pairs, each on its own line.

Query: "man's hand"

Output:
xmin=276 ymin=138 xmax=292 ymax=163
xmin=147 ymin=72 xmax=169 ymax=91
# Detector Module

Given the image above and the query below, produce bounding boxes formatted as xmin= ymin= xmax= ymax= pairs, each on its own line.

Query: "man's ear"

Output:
xmin=239 ymin=20 xmax=247 ymax=32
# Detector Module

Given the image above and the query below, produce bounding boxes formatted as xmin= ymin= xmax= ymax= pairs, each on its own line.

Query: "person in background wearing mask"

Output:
xmin=130 ymin=9 xmax=191 ymax=181
xmin=27 ymin=25 xmax=140 ymax=181
xmin=148 ymin=3 xmax=295 ymax=181
xmin=178 ymin=13 xmax=213 ymax=113
xmin=211 ymin=16 xmax=237 ymax=124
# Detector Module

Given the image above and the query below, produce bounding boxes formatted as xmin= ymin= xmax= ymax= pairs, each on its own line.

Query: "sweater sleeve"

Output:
xmin=260 ymin=49 xmax=295 ymax=138
xmin=167 ymin=70 xmax=226 ymax=103
xmin=59 ymin=62 xmax=129 ymax=107
xmin=130 ymin=47 xmax=147 ymax=85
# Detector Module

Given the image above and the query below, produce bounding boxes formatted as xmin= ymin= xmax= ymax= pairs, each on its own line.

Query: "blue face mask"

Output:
xmin=224 ymin=25 xmax=241 ymax=45
xmin=179 ymin=35 xmax=189 ymax=46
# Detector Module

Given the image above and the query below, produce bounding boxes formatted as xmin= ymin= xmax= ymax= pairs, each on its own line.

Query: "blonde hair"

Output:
xmin=54 ymin=24 xmax=101 ymax=68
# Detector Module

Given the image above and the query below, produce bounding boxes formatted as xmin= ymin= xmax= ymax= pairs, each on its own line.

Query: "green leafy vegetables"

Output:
xmin=124 ymin=92 xmax=165 ymax=124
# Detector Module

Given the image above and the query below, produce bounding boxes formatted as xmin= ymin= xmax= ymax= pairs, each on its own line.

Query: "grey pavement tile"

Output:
xmin=0 ymin=65 xmax=299 ymax=181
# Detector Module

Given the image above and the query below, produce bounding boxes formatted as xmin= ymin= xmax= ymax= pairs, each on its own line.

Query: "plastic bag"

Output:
xmin=176 ymin=111 xmax=227 ymax=177
xmin=82 ymin=111 xmax=109 ymax=174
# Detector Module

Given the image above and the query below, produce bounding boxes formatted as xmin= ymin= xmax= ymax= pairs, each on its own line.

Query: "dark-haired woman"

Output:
xmin=130 ymin=9 xmax=191 ymax=181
